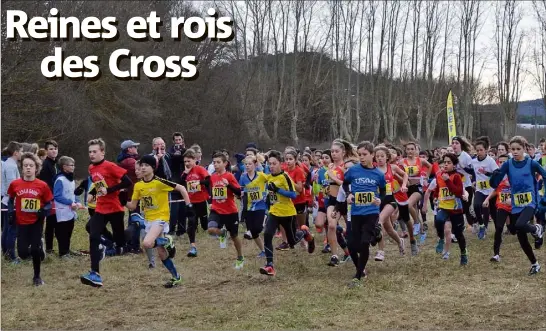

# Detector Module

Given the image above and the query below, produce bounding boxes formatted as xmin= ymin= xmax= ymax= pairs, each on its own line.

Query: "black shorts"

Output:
xmin=338 ymin=201 xmax=348 ymax=216
xmin=407 ymin=184 xmax=423 ymax=198
xmin=327 ymin=196 xmax=338 ymax=208
xmin=192 ymin=201 xmax=208 ymax=218
xmin=208 ymin=211 xmax=239 ymax=236
xmin=243 ymin=209 xmax=265 ymax=237
xmin=380 ymin=195 xmax=398 ymax=211
xmin=318 ymin=206 xmax=327 ymax=214
xmin=294 ymin=203 xmax=307 ymax=215
xmin=351 ymin=214 xmax=380 ymax=245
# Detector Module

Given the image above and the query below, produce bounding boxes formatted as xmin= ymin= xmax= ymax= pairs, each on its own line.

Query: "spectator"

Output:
xmin=38 ymin=140 xmax=59 ymax=254
xmin=21 ymin=142 xmax=39 ymax=154
xmin=117 ymin=139 xmax=140 ymax=199
xmin=37 ymin=148 xmax=47 ymax=161
xmin=1 ymin=141 xmax=22 ymax=262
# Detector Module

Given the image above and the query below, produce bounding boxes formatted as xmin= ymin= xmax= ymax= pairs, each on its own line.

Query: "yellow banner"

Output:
xmin=447 ymin=90 xmax=456 ymax=142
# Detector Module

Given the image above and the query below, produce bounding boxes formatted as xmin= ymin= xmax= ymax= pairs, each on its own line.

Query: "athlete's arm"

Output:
xmin=126 ymin=200 xmax=138 ymax=211
xmin=445 ymin=174 xmax=464 ymax=197
xmin=74 ymin=178 xmax=88 ymax=196
xmin=268 ymin=182 xmax=296 ymax=199
xmin=175 ymin=184 xmax=192 ymax=205
xmin=106 ymin=175 xmax=132 ymax=194
xmin=392 ymin=164 xmax=408 ymax=190
xmin=531 ymin=160 xmax=546 ymax=179
xmin=200 ymin=176 xmax=211 ymax=189
xmin=489 ymin=161 xmax=509 ymax=188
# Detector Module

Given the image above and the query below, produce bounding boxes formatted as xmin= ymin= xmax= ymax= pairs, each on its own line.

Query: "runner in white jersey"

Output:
xmin=471 ymin=137 xmax=499 ymax=240
xmin=451 ymin=136 xmax=477 ymax=231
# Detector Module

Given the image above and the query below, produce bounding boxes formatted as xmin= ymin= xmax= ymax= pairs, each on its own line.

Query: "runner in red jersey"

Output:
xmin=81 ymin=138 xmax=132 ymax=288
xmin=374 ymin=146 xmax=407 ymax=261
xmin=207 ymin=152 xmax=245 ymax=270
xmin=181 ymin=149 xmax=211 ymax=257
xmin=7 ymin=153 xmax=53 ymax=286
xmin=285 ymin=151 xmax=307 ymax=229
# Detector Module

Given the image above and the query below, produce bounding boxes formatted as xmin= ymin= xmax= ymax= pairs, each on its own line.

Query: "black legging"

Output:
xmin=493 ymin=209 xmax=513 ymax=256
xmin=17 ymin=219 xmax=44 ymax=278
xmin=435 ymin=211 xmax=467 ymax=254
xmin=349 ymin=215 xmax=378 ymax=280
xmin=463 ymin=186 xmax=476 ymax=225
xmin=512 ymin=207 xmax=537 ymax=264
xmin=473 ymin=191 xmax=497 ymax=228
xmin=263 ymin=214 xmax=303 ymax=265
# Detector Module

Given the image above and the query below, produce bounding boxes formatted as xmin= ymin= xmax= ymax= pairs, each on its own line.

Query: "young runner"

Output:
xmin=402 ymin=142 xmax=431 ymax=255
xmin=471 ymin=137 xmax=498 ymax=239
xmin=482 ymin=154 xmax=510 ymax=262
xmin=313 ymin=150 xmax=332 ymax=253
xmin=490 ymin=136 xmax=544 ymax=275
xmin=259 ymin=150 xmax=315 ymax=276
xmin=180 ymin=149 xmax=211 ymax=257
xmin=284 ymin=150 xmax=307 ymax=230
xmin=374 ymin=146 xmax=407 ymax=260
xmin=343 ymin=141 xmax=385 ymax=287
xmin=451 ymin=136 xmax=477 ymax=232
xmin=207 ymin=152 xmax=245 ymax=269
xmin=53 ymin=156 xmax=81 ymax=258
xmin=423 ymin=153 xmax=469 ymax=264
xmin=239 ymin=155 xmax=267 ymax=256
xmin=80 ymin=138 xmax=133 ymax=287
xmin=127 ymin=155 xmax=193 ymax=287
xmin=7 ymin=153 xmax=53 ymax=285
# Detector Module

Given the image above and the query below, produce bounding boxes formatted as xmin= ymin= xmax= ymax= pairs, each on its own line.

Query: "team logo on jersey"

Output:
xmin=354 ymin=178 xmax=378 ymax=186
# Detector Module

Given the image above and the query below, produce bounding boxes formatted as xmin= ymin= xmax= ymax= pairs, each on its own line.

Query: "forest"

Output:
xmin=2 ymin=0 xmax=546 ymax=167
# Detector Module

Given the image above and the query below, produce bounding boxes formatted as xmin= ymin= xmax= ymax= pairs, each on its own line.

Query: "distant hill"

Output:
xmin=516 ymin=99 xmax=545 ymax=117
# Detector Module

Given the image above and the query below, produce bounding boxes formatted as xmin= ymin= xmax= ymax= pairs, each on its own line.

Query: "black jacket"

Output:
xmin=38 ymin=157 xmax=58 ymax=190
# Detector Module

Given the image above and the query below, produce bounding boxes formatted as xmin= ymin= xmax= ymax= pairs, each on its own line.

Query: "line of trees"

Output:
xmin=2 ymin=1 xmax=545 ymax=169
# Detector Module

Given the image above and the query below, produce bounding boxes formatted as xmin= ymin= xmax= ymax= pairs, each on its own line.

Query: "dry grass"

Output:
xmin=2 ymin=211 xmax=546 ymax=330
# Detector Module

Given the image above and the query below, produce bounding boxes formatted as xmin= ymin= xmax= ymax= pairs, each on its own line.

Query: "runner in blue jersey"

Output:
xmin=490 ymin=136 xmax=544 ymax=275
xmin=343 ymin=141 xmax=386 ymax=287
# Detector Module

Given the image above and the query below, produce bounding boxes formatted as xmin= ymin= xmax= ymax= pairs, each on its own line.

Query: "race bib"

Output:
xmin=21 ymin=198 xmax=40 ymax=212
xmin=499 ymin=192 xmax=511 ymax=204
xmin=386 ymin=183 xmax=392 ymax=195
xmin=477 ymin=180 xmax=490 ymax=190
xmin=187 ymin=180 xmax=201 ymax=193
xmin=94 ymin=179 xmax=108 ymax=196
xmin=354 ymin=192 xmax=374 ymax=206
xmin=141 ymin=196 xmax=157 ymax=210
xmin=405 ymin=166 xmax=419 ymax=177
xmin=439 ymin=187 xmax=454 ymax=200
xmin=513 ymin=192 xmax=532 ymax=207
xmin=213 ymin=187 xmax=227 ymax=200
xmin=247 ymin=187 xmax=262 ymax=202
xmin=269 ymin=191 xmax=279 ymax=204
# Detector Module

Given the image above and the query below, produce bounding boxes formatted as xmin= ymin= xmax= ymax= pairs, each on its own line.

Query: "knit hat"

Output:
xmin=140 ymin=155 xmax=157 ymax=169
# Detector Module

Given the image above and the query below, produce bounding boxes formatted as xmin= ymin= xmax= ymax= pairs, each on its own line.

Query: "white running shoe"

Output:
xmin=374 ymin=250 xmax=385 ymax=262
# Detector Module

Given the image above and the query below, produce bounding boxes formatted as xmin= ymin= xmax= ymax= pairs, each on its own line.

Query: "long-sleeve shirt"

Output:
xmin=1 ymin=158 xmax=20 ymax=199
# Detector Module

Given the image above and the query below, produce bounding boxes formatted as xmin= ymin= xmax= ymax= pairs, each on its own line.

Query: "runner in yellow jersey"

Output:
xmin=126 ymin=155 xmax=194 ymax=288
xmin=259 ymin=151 xmax=315 ymax=276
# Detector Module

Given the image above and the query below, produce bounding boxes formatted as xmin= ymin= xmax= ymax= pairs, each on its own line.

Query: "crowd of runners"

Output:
xmin=1 ymin=132 xmax=544 ymax=288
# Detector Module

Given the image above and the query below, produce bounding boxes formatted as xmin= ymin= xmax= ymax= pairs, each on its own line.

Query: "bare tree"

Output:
xmin=495 ymin=0 xmax=526 ymax=140
xmin=532 ymin=0 xmax=546 ymax=111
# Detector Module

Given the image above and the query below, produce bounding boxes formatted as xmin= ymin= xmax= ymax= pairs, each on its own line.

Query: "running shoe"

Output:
xmin=259 ymin=264 xmax=276 ymax=276
xmin=235 ymin=257 xmax=245 ymax=270
xmin=257 ymin=251 xmax=266 ymax=258
xmin=419 ymin=232 xmax=427 ymax=245
xmin=276 ymin=242 xmax=289 ymax=251
xmin=80 ymin=271 xmax=103 ymax=287
xmin=399 ymin=238 xmax=405 ymax=256
xmin=219 ymin=229 xmax=227 ymax=249
xmin=243 ymin=230 xmax=252 ymax=240
xmin=411 ymin=243 xmax=419 ymax=256
xmin=460 ymin=254 xmax=468 ymax=266
xmin=472 ymin=223 xmax=479 ymax=235
xmin=164 ymin=235 xmax=176 ymax=258
xmin=347 ymin=278 xmax=362 ymax=288
xmin=341 ymin=254 xmax=352 ymax=263
xmin=374 ymin=250 xmax=385 ymax=262
xmin=148 ymin=262 xmax=155 ymax=269
xmin=328 ymin=255 xmax=340 ymax=267
xmin=164 ymin=275 xmax=183 ymax=288
xmin=490 ymin=255 xmax=500 ymax=262
xmin=528 ymin=263 xmax=541 ymax=275
xmin=33 ymin=277 xmax=44 ymax=286
xmin=533 ymin=224 xmax=543 ymax=239
xmin=535 ymin=237 xmax=543 ymax=250
xmin=187 ymin=246 xmax=197 ymax=258
xmin=413 ymin=223 xmax=421 ymax=236
xmin=436 ymin=239 xmax=445 ymax=254
xmin=98 ymin=244 xmax=106 ymax=262
xmin=442 ymin=252 xmax=450 ymax=260
xmin=40 ymin=238 xmax=46 ymax=261
xmin=478 ymin=225 xmax=486 ymax=240
xmin=321 ymin=244 xmax=331 ymax=253
xmin=451 ymin=234 xmax=458 ymax=243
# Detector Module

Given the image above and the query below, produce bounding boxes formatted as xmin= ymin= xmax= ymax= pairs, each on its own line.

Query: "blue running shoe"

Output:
xmin=80 ymin=271 xmax=103 ymax=287
xmin=419 ymin=232 xmax=427 ymax=245
xmin=130 ymin=213 xmax=146 ymax=230
xmin=436 ymin=239 xmax=445 ymax=254
xmin=187 ymin=246 xmax=197 ymax=258
xmin=460 ymin=254 xmax=468 ymax=266
xmin=257 ymin=251 xmax=266 ymax=258
xmin=413 ymin=223 xmax=421 ymax=236
xmin=478 ymin=225 xmax=486 ymax=240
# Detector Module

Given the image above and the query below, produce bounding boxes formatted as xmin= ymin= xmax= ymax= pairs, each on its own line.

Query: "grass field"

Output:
xmin=2 ymin=213 xmax=545 ymax=330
